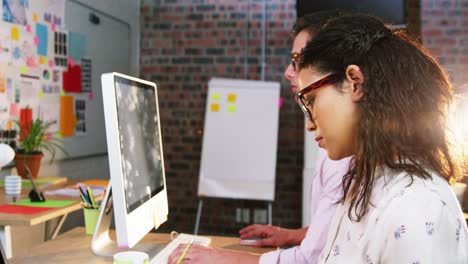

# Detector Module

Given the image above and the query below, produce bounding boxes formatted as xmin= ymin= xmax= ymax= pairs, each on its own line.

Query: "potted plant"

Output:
xmin=15 ymin=118 xmax=66 ymax=179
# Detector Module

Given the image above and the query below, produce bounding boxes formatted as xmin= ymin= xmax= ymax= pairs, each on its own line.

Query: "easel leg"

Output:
xmin=267 ymin=202 xmax=272 ymax=225
xmin=194 ymin=199 xmax=203 ymax=235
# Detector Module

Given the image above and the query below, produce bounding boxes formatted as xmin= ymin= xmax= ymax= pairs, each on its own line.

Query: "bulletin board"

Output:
xmin=0 ymin=0 xmax=130 ymax=160
xmin=197 ymin=78 xmax=280 ymax=201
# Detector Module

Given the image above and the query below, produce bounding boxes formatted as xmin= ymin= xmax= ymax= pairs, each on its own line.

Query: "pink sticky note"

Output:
xmin=48 ymin=60 xmax=54 ymax=67
xmin=88 ymin=92 xmax=94 ymax=100
xmin=68 ymin=57 xmax=75 ymax=67
xmin=34 ymin=36 xmax=39 ymax=46
xmin=26 ymin=24 xmax=31 ymax=32
xmin=9 ymin=103 xmax=18 ymax=116
xmin=278 ymin=97 xmax=283 ymax=108
xmin=51 ymin=24 xmax=56 ymax=31
xmin=46 ymin=132 xmax=52 ymax=140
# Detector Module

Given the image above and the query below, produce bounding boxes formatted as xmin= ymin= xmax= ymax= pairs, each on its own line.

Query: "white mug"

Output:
xmin=4 ymin=175 xmax=22 ymax=196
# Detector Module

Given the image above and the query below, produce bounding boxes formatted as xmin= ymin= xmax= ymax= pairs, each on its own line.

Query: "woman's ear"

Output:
xmin=345 ymin=64 xmax=365 ymax=102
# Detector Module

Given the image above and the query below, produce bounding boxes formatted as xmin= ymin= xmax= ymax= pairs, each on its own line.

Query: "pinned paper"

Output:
xmin=46 ymin=132 xmax=52 ymax=140
xmin=57 ymin=131 xmax=62 ymax=139
xmin=39 ymin=56 xmax=46 ymax=64
xmin=33 ymin=13 xmax=38 ymax=22
xmin=63 ymin=64 xmax=82 ymax=92
xmin=21 ymin=66 xmax=27 ymax=74
xmin=38 ymin=89 xmax=43 ymax=99
xmin=11 ymin=27 xmax=19 ymax=40
xmin=36 ymin=23 xmax=48 ymax=56
xmin=88 ymin=92 xmax=94 ymax=100
xmin=59 ymin=95 xmax=76 ymax=137
xmin=211 ymin=103 xmax=220 ymax=112
xmin=69 ymin=32 xmax=86 ymax=62
xmin=51 ymin=24 xmax=56 ymax=31
xmin=211 ymin=93 xmax=221 ymax=101
xmin=227 ymin=93 xmax=237 ymax=103
xmin=6 ymin=120 xmax=12 ymax=130
xmin=48 ymin=60 xmax=54 ymax=67
xmin=26 ymin=57 xmax=37 ymax=67
xmin=26 ymin=24 xmax=31 ymax=32
xmin=9 ymin=103 xmax=18 ymax=116
xmin=227 ymin=104 xmax=236 ymax=113
xmin=60 ymin=88 xmax=65 ymax=96
xmin=33 ymin=36 xmax=39 ymax=46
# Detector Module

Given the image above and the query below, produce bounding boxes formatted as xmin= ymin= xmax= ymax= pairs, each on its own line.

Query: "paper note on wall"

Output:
xmin=0 ymin=27 xmax=12 ymax=62
xmin=68 ymin=32 xmax=86 ymax=62
xmin=36 ymin=23 xmax=48 ymax=56
xmin=63 ymin=64 xmax=82 ymax=92
xmin=2 ymin=0 xmax=28 ymax=25
xmin=211 ymin=103 xmax=220 ymax=112
xmin=27 ymin=0 xmax=66 ymax=28
xmin=10 ymin=27 xmax=19 ymax=40
xmin=227 ymin=93 xmax=237 ymax=103
xmin=227 ymin=104 xmax=236 ymax=113
xmin=40 ymin=103 xmax=59 ymax=132
xmin=59 ymin=95 xmax=75 ymax=137
xmin=211 ymin=93 xmax=220 ymax=101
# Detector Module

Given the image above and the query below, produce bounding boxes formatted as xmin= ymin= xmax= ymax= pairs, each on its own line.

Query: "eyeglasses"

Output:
xmin=296 ymin=73 xmax=339 ymax=123
xmin=291 ymin=52 xmax=300 ymax=71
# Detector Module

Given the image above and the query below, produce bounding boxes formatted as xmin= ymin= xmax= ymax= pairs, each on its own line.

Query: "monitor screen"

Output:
xmin=114 ymin=77 xmax=164 ymax=213
xmin=296 ymin=0 xmax=405 ymax=25
xmin=99 ymin=72 xmax=168 ymax=249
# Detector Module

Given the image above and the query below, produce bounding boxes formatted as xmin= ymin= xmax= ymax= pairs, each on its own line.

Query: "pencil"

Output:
xmin=176 ymin=239 xmax=194 ymax=264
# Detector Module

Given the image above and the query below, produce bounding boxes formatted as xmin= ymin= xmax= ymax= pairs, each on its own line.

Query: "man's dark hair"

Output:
xmin=292 ymin=10 xmax=342 ymax=37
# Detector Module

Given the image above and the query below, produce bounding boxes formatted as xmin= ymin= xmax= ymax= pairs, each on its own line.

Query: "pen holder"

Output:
xmin=83 ymin=207 xmax=100 ymax=235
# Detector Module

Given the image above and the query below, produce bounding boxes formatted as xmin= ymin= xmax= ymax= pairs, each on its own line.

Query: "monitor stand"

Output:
xmin=91 ymin=184 xmax=165 ymax=258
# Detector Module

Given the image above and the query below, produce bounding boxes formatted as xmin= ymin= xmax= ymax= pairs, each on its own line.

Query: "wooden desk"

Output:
xmin=0 ymin=178 xmax=82 ymax=258
xmin=10 ymin=227 xmax=275 ymax=263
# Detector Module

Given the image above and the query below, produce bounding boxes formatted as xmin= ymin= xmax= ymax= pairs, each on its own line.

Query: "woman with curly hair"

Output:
xmin=295 ymin=14 xmax=467 ymax=263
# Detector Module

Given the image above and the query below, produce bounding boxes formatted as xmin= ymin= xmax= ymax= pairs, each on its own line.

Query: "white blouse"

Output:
xmin=317 ymin=168 xmax=468 ymax=264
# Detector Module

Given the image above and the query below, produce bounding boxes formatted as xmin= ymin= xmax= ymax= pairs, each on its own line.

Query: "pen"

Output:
xmin=79 ymin=193 xmax=89 ymax=206
xmin=176 ymin=239 xmax=194 ymax=264
xmin=86 ymin=187 xmax=97 ymax=208
xmin=78 ymin=186 xmax=90 ymax=204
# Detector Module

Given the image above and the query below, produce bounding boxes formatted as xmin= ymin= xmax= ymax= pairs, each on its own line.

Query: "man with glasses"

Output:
xmin=239 ymin=11 xmax=352 ymax=264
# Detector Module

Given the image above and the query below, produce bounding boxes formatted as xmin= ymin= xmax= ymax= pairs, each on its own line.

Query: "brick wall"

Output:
xmin=140 ymin=0 xmax=303 ymax=235
xmin=421 ymin=0 xmax=468 ymax=90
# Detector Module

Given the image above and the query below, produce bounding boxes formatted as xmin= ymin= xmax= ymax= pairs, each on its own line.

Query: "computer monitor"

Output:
xmin=92 ymin=72 xmax=168 ymax=256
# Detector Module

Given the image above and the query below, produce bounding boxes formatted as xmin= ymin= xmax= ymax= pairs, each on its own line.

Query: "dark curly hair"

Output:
xmin=292 ymin=10 xmax=342 ymax=37
xmin=299 ymin=14 xmax=460 ymax=221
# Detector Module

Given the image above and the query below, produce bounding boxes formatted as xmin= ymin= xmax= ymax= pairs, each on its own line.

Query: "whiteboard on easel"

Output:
xmin=197 ymin=78 xmax=280 ymax=201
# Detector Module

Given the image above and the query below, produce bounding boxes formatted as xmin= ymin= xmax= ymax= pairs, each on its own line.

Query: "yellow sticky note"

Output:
xmin=33 ymin=13 xmax=38 ymax=22
xmin=38 ymin=89 xmax=43 ymax=99
xmin=11 ymin=27 xmax=19 ymax=40
xmin=227 ymin=104 xmax=236 ymax=113
xmin=39 ymin=56 xmax=46 ymax=64
xmin=6 ymin=120 xmax=12 ymax=130
xmin=56 ymin=131 xmax=62 ymax=139
xmin=21 ymin=66 xmax=27 ymax=74
xmin=227 ymin=93 xmax=237 ymax=103
xmin=60 ymin=88 xmax=65 ymax=96
xmin=211 ymin=93 xmax=221 ymax=101
xmin=211 ymin=103 xmax=220 ymax=112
